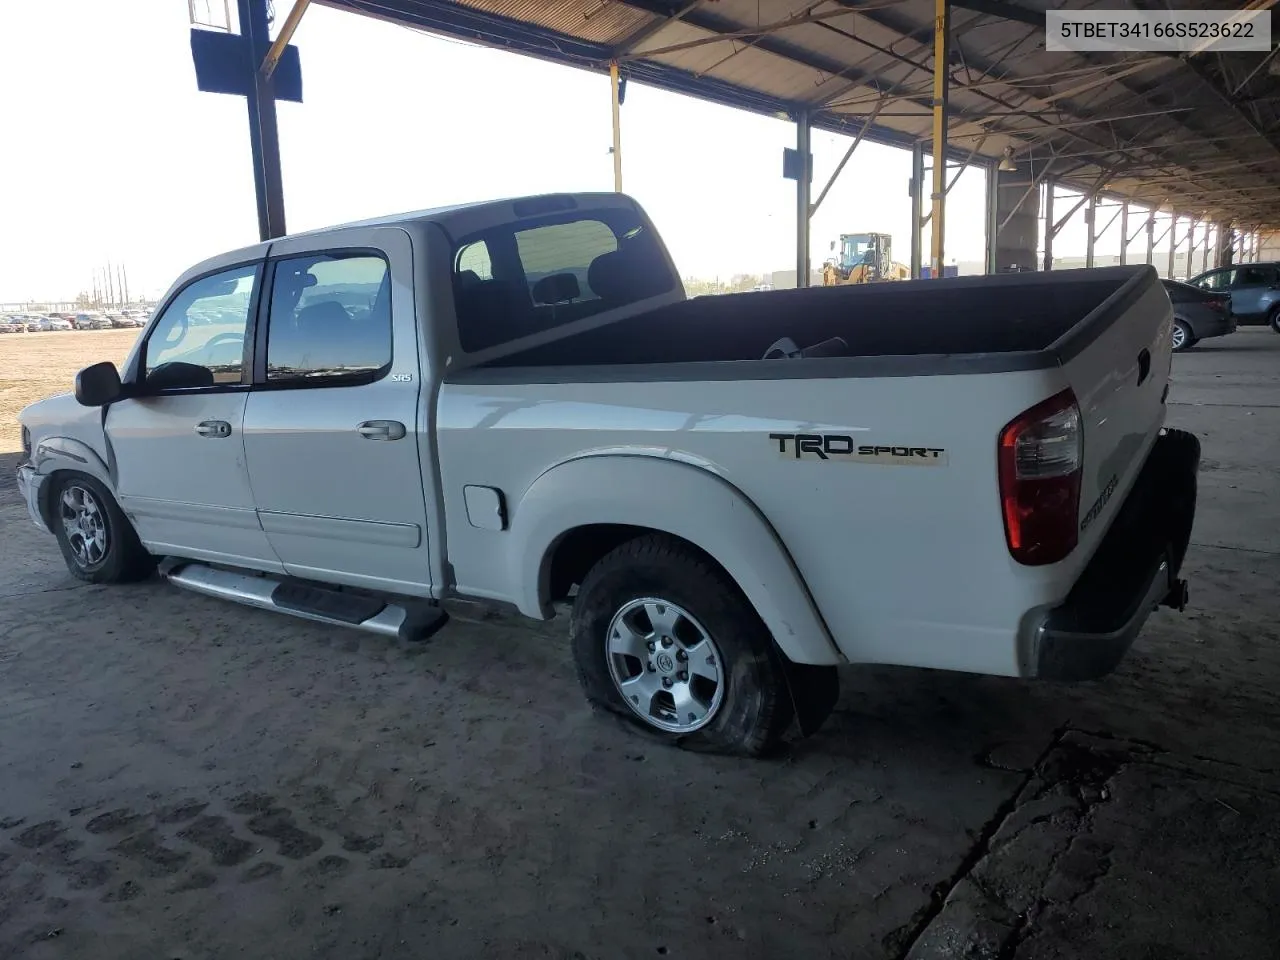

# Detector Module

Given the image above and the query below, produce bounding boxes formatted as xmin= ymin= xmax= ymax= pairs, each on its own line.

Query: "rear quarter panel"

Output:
xmin=438 ymin=367 xmax=1084 ymax=677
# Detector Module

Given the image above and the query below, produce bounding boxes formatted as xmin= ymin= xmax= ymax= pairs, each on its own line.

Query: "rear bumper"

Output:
xmin=1200 ymin=315 xmax=1236 ymax=338
xmin=1028 ymin=428 xmax=1200 ymax=681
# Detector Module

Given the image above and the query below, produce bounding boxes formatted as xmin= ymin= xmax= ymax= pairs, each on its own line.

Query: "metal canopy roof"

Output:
xmin=320 ymin=0 xmax=1280 ymax=229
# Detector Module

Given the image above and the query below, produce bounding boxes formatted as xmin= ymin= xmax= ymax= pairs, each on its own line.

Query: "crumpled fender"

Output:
xmin=29 ymin=436 xmax=115 ymax=524
xmin=509 ymin=454 xmax=844 ymax=666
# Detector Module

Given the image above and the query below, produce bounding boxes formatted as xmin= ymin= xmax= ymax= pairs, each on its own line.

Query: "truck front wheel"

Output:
xmin=570 ymin=534 xmax=794 ymax=756
xmin=51 ymin=473 xmax=155 ymax=584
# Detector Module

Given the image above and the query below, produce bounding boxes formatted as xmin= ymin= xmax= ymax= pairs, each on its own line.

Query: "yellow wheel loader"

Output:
xmin=822 ymin=233 xmax=911 ymax=285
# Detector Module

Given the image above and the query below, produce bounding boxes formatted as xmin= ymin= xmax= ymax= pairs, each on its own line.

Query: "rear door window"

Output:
xmin=264 ymin=253 xmax=392 ymax=384
xmin=1232 ymin=266 xmax=1274 ymax=288
xmin=452 ymin=209 xmax=674 ymax=353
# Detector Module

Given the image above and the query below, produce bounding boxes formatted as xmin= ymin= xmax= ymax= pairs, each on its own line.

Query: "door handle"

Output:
xmin=357 ymin=420 xmax=406 ymax=441
xmin=195 ymin=420 xmax=232 ymax=438
xmin=1137 ymin=348 xmax=1151 ymax=386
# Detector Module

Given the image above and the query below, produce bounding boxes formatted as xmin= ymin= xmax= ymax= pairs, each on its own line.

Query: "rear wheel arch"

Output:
xmin=514 ymin=455 xmax=844 ymax=666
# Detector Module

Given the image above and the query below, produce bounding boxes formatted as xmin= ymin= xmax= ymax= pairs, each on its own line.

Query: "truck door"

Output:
xmin=106 ymin=260 xmax=283 ymax=570
xmin=240 ymin=227 xmax=433 ymax=596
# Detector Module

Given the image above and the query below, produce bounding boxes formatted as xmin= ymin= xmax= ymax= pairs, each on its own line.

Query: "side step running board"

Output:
xmin=160 ymin=560 xmax=449 ymax=642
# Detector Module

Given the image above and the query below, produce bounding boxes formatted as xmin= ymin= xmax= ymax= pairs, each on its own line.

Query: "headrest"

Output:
xmin=531 ymin=272 xmax=581 ymax=305
xmin=295 ymin=300 xmax=351 ymax=333
xmin=587 ymin=243 xmax=669 ymax=304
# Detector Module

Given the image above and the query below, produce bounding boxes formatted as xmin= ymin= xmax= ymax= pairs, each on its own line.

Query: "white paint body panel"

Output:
xmin=436 ymin=370 xmax=1072 ymax=674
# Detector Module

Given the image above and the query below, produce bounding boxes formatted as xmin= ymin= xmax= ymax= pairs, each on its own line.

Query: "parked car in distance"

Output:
xmin=1187 ymin=262 xmax=1280 ymax=331
xmin=73 ymin=313 xmax=113 ymax=330
xmin=1162 ymin=279 xmax=1235 ymax=351
xmin=0 ymin=319 xmax=23 ymax=333
xmin=43 ymin=316 xmax=74 ymax=331
xmin=107 ymin=314 xmax=135 ymax=329
xmin=16 ymin=193 xmax=1200 ymax=757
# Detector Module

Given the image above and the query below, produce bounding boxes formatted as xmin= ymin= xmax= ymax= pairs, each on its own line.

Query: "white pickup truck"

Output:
xmin=16 ymin=192 xmax=1199 ymax=756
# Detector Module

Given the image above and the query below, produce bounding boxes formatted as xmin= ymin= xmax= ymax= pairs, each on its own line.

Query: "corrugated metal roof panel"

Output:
xmin=318 ymin=0 xmax=1280 ymax=226
xmin=451 ymin=0 xmax=650 ymax=45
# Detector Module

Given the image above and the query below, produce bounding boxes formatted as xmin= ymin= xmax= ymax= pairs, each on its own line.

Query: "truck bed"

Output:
xmin=484 ymin=266 xmax=1153 ymax=369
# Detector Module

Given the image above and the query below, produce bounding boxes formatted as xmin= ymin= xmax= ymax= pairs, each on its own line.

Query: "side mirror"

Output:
xmin=145 ymin=361 xmax=214 ymax=392
xmin=74 ymin=361 xmax=122 ymax=407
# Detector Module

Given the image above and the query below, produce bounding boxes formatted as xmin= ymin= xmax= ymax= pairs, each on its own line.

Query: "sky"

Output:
xmin=0 ymin=0 xmax=1154 ymax=303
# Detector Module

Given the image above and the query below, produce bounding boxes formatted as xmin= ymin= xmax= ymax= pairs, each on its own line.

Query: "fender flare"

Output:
xmin=510 ymin=455 xmax=844 ymax=666
xmin=30 ymin=437 xmax=115 ymax=526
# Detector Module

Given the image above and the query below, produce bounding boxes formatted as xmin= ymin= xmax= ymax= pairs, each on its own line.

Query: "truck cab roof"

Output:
xmin=180 ymin=193 xmax=644 ymax=281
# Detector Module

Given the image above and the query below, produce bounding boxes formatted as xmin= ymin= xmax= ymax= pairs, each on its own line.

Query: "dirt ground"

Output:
xmin=0 ymin=331 xmax=139 ymax=453
xmin=1 ymin=329 xmax=1279 ymax=959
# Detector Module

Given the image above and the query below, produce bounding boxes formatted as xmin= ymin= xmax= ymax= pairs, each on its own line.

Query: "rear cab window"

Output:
xmin=451 ymin=207 xmax=675 ymax=352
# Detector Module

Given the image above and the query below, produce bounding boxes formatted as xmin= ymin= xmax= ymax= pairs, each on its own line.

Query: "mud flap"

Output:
xmin=779 ymin=659 xmax=840 ymax=737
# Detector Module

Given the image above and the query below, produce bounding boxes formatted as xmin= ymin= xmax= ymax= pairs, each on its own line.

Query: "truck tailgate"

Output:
xmin=1055 ymin=270 xmax=1173 ymax=555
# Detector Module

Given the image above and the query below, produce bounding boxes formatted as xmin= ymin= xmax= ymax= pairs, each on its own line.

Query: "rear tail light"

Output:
xmin=998 ymin=389 xmax=1082 ymax=566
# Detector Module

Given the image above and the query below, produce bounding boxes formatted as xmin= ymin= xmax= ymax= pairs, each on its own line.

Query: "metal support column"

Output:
xmin=928 ymin=0 xmax=951 ymax=278
xmin=984 ymin=161 xmax=998 ymax=274
xmin=1146 ymin=211 xmax=1155 ymax=265
xmin=239 ymin=0 xmax=287 ymax=240
xmin=1042 ymin=179 xmax=1055 ymax=272
xmin=610 ymin=61 xmax=623 ymax=193
xmin=1084 ymin=193 xmax=1097 ymax=268
xmin=1186 ymin=220 xmax=1197 ymax=280
xmin=910 ymin=142 xmax=924 ymax=279
xmin=1119 ymin=203 xmax=1129 ymax=266
xmin=811 ymin=104 xmax=882 ymax=217
xmin=796 ymin=111 xmax=811 ymax=288
xmin=1167 ymin=216 xmax=1178 ymax=278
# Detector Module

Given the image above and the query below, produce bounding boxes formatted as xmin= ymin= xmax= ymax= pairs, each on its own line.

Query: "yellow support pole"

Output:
xmin=260 ymin=0 xmax=312 ymax=80
xmin=610 ymin=61 xmax=623 ymax=193
xmin=929 ymin=0 xmax=950 ymax=278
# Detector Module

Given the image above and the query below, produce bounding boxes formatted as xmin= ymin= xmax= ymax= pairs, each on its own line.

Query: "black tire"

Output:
xmin=50 ymin=472 xmax=155 ymax=584
xmin=1270 ymin=307 xmax=1280 ymax=334
xmin=1172 ymin=319 xmax=1196 ymax=351
xmin=570 ymin=533 xmax=794 ymax=757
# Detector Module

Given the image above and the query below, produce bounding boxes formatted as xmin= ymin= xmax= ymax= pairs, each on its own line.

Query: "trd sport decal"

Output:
xmin=770 ymin=433 xmax=948 ymax=466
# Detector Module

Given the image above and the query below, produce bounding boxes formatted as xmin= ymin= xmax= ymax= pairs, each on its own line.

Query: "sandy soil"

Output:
xmin=0 ymin=330 xmax=139 ymax=452
xmin=1 ymin=330 xmax=1278 ymax=959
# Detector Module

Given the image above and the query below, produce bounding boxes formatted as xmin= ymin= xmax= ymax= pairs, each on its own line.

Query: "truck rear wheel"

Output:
xmin=570 ymin=534 xmax=794 ymax=757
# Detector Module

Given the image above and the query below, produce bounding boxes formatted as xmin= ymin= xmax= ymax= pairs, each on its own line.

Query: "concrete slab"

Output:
xmin=1 ymin=327 xmax=1279 ymax=959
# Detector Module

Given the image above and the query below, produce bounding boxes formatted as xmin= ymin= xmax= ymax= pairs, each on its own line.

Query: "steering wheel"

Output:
xmin=202 ymin=332 xmax=244 ymax=353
